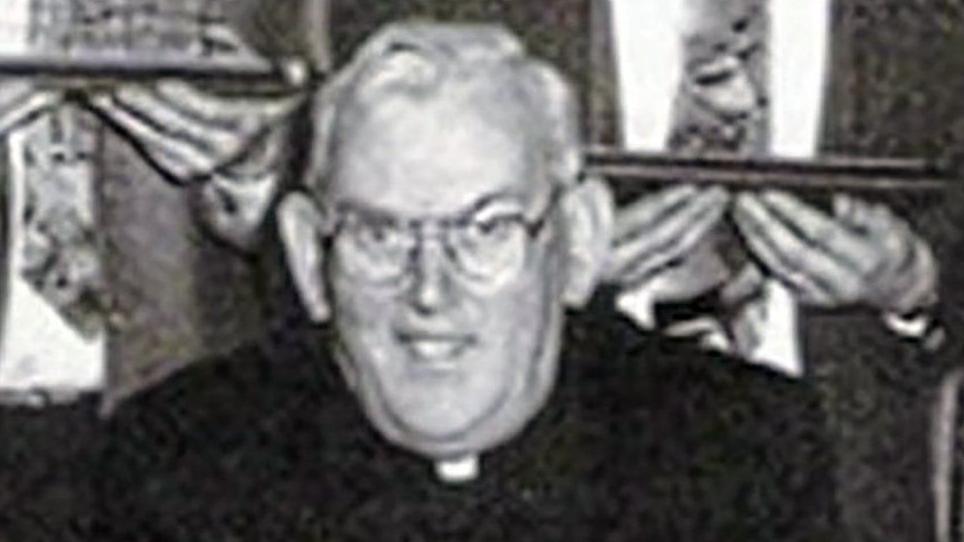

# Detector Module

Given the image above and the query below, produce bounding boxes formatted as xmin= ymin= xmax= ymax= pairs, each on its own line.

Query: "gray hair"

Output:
xmin=303 ymin=21 xmax=582 ymax=196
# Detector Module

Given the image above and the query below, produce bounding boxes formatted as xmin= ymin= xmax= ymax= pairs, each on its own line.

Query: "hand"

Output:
xmin=83 ymin=21 xmax=302 ymax=180
xmin=88 ymin=80 xmax=299 ymax=250
xmin=0 ymin=82 xmax=62 ymax=136
xmin=81 ymin=23 xmax=303 ymax=250
xmin=605 ymin=185 xmax=730 ymax=294
xmin=732 ymin=190 xmax=937 ymax=313
xmin=86 ymin=80 xmax=300 ymax=182
xmin=192 ymin=130 xmax=285 ymax=251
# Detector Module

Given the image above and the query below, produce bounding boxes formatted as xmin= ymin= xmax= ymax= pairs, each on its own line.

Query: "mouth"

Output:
xmin=396 ymin=331 xmax=475 ymax=369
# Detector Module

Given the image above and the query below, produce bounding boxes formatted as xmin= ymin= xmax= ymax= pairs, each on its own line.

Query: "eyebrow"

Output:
xmin=333 ymin=189 xmax=530 ymax=223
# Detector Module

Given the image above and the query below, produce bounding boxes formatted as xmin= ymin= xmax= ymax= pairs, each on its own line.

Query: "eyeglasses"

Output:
xmin=320 ymin=189 xmax=563 ymax=287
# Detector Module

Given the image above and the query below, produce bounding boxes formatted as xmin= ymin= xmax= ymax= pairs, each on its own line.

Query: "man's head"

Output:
xmin=278 ymin=22 xmax=612 ymax=461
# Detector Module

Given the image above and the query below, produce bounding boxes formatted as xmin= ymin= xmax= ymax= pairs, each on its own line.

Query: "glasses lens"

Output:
xmin=335 ymin=216 xmax=412 ymax=283
xmin=449 ymin=216 xmax=528 ymax=283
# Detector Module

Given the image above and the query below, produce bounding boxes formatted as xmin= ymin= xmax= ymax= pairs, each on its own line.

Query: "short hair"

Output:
xmin=302 ymin=21 xmax=582 ymax=197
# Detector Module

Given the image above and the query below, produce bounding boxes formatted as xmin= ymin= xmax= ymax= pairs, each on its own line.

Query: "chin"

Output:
xmin=372 ymin=401 xmax=512 ymax=459
xmin=387 ymin=415 xmax=530 ymax=461
xmin=367 ymin=382 xmax=555 ymax=461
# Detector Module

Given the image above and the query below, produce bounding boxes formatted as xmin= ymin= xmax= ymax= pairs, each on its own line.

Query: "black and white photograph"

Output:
xmin=0 ymin=1 xmax=961 ymax=540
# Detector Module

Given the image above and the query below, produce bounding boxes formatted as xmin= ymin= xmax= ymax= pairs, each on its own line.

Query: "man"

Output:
xmin=86 ymin=0 xmax=940 ymax=389
xmin=94 ymin=23 xmax=837 ymax=541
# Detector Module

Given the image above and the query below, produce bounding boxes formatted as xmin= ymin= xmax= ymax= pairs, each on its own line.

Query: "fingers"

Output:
xmin=112 ymin=89 xmax=234 ymax=157
xmin=755 ymin=191 xmax=877 ymax=272
xmin=152 ymin=80 xmax=301 ymax=127
xmin=0 ymin=83 xmax=62 ymax=136
xmin=632 ymin=245 xmax=731 ymax=302
xmin=834 ymin=193 xmax=914 ymax=266
xmin=736 ymin=191 xmax=938 ymax=311
xmin=832 ymin=193 xmax=930 ymax=310
xmin=89 ymin=93 xmax=218 ymax=179
xmin=617 ymin=209 xmax=721 ymax=287
xmin=733 ymin=192 xmax=864 ymax=305
xmin=614 ymin=185 xmax=698 ymax=241
xmin=87 ymin=83 xmax=299 ymax=180
xmin=863 ymin=219 xmax=937 ymax=313
xmin=197 ymin=173 xmax=279 ymax=251
xmin=143 ymin=83 xmax=243 ymax=133
xmin=609 ymin=187 xmax=729 ymax=286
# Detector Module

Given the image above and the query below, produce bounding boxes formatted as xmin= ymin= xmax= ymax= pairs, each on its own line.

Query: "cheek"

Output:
xmin=330 ymin=275 xmax=397 ymax=352
xmin=476 ymin=250 xmax=561 ymax=352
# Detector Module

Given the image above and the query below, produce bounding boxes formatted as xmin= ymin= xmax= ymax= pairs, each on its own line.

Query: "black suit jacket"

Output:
xmin=93 ymin=291 xmax=839 ymax=541
xmin=0 ymin=399 xmax=99 ymax=541
xmin=814 ymin=3 xmax=964 ymax=540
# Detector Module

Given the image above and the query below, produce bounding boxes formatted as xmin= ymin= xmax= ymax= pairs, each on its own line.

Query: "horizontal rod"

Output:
xmin=586 ymin=147 xmax=952 ymax=195
xmin=0 ymin=56 xmax=947 ymax=195
xmin=0 ymin=53 xmax=318 ymax=89
xmin=586 ymin=146 xmax=951 ymax=194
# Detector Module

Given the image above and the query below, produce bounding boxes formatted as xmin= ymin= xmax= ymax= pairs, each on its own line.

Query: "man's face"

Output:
xmin=322 ymin=82 xmax=566 ymax=459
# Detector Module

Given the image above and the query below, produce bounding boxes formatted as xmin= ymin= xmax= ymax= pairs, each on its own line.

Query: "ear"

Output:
xmin=560 ymin=177 xmax=614 ymax=308
xmin=277 ymin=192 xmax=331 ymax=323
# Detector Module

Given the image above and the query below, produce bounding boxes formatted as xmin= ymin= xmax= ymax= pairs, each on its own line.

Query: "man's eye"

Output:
xmin=352 ymin=222 xmax=405 ymax=248
xmin=466 ymin=217 xmax=517 ymax=241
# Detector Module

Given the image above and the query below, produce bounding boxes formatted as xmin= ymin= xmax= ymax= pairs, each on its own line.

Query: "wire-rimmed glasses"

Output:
xmin=321 ymin=188 xmax=564 ymax=288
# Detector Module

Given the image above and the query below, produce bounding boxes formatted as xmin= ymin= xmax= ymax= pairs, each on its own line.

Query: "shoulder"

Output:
xmin=571 ymin=293 xmax=823 ymax=419
xmin=104 ymin=333 xmax=343 ymax=460
xmin=107 ymin=342 xmax=269 ymax=426
xmin=634 ymin=338 xmax=824 ymax=443
xmin=567 ymin=295 xmax=827 ymax=453
xmin=569 ymin=300 xmax=838 ymax=536
xmin=97 ymin=335 xmax=349 ymax=538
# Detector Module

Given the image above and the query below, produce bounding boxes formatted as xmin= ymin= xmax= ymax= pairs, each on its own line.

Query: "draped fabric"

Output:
xmin=0 ymin=0 xmax=314 ymax=402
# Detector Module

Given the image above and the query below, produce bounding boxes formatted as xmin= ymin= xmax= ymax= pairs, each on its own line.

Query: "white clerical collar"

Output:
xmin=435 ymin=455 xmax=480 ymax=484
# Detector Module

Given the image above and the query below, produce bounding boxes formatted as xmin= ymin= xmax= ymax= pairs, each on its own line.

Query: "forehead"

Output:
xmin=327 ymin=80 xmax=545 ymax=217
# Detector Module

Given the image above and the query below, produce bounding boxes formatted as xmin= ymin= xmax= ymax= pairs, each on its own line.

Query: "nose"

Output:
xmin=409 ymin=236 xmax=451 ymax=314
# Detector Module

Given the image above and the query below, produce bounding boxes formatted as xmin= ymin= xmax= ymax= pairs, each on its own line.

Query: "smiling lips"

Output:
xmin=397 ymin=331 xmax=475 ymax=367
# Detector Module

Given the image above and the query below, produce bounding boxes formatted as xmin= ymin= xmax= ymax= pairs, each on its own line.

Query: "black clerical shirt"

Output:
xmin=92 ymin=295 xmax=839 ymax=541
xmin=0 ymin=397 xmax=99 ymax=541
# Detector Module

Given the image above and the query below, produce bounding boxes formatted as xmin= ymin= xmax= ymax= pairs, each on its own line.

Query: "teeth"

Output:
xmin=408 ymin=339 xmax=463 ymax=362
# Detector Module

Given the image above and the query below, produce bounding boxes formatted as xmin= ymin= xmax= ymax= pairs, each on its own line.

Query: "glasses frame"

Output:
xmin=318 ymin=186 xmax=566 ymax=287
